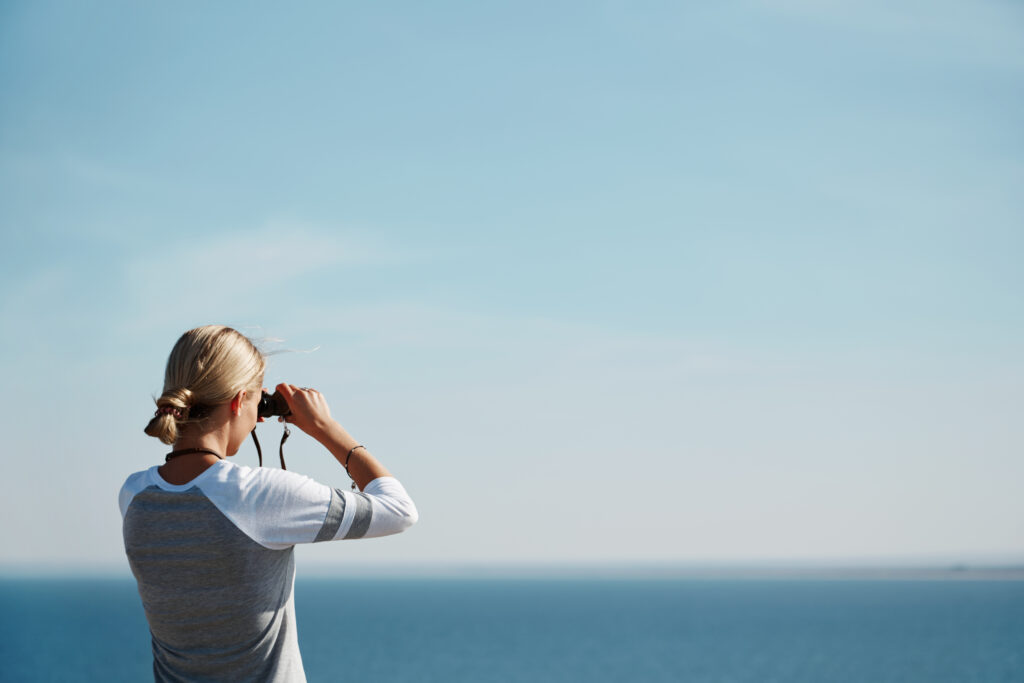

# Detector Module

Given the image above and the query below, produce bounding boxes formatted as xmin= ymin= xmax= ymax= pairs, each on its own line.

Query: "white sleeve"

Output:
xmin=198 ymin=465 xmax=417 ymax=550
xmin=327 ymin=477 xmax=419 ymax=541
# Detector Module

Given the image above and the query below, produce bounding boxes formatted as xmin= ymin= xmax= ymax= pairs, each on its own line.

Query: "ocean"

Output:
xmin=1 ymin=577 xmax=1022 ymax=682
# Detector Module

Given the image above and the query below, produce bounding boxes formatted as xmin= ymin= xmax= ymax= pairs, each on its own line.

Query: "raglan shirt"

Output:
xmin=119 ymin=461 xmax=417 ymax=683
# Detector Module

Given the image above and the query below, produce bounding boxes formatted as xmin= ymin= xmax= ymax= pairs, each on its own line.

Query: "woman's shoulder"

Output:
xmin=121 ymin=467 xmax=155 ymax=489
xmin=119 ymin=467 xmax=158 ymax=517
xmin=203 ymin=460 xmax=331 ymax=499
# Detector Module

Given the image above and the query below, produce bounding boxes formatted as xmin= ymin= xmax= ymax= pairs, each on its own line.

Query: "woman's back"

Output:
xmin=122 ymin=463 xmax=305 ymax=682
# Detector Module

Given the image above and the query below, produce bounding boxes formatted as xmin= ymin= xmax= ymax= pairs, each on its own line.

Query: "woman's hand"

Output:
xmin=276 ymin=382 xmax=393 ymax=487
xmin=276 ymin=383 xmax=335 ymax=440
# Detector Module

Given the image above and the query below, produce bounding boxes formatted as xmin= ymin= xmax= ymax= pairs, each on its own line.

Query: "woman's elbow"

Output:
xmin=398 ymin=501 xmax=419 ymax=531
xmin=378 ymin=497 xmax=418 ymax=534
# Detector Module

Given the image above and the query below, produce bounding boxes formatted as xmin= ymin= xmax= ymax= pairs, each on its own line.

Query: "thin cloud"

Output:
xmin=118 ymin=222 xmax=434 ymax=333
xmin=268 ymin=299 xmax=773 ymax=383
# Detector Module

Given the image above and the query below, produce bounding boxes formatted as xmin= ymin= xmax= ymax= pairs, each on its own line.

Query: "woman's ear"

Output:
xmin=230 ymin=390 xmax=246 ymax=416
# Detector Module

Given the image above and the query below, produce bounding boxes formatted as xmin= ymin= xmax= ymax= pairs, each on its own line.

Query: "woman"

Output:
xmin=119 ymin=325 xmax=418 ymax=682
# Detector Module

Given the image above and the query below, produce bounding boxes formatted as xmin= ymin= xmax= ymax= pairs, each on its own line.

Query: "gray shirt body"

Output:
xmin=120 ymin=461 xmax=418 ymax=682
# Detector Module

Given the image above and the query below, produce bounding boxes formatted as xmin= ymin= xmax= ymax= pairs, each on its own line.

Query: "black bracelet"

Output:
xmin=344 ymin=445 xmax=365 ymax=490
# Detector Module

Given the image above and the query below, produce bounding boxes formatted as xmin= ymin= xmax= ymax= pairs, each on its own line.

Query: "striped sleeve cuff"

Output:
xmin=325 ymin=476 xmax=418 ymax=541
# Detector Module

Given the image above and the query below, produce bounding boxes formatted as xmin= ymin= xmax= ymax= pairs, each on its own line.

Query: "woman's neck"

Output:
xmin=172 ymin=434 xmax=228 ymax=458
xmin=158 ymin=433 xmax=231 ymax=485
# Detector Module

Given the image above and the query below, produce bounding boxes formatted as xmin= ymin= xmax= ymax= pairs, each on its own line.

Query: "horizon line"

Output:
xmin=4 ymin=560 xmax=1024 ymax=581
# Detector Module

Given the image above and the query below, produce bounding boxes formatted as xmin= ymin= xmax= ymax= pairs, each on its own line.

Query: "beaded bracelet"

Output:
xmin=345 ymin=445 xmax=365 ymax=490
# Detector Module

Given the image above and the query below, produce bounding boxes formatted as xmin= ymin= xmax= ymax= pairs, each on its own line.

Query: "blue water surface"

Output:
xmin=1 ymin=577 xmax=1022 ymax=682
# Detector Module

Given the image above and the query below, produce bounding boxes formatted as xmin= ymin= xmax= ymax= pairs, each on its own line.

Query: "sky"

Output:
xmin=0 ymin=0 xmax=1021 ymax=575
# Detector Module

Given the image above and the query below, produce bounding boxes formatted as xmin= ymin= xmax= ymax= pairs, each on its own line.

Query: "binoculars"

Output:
xmin=257 ymin=390 xmax=292 ymax=419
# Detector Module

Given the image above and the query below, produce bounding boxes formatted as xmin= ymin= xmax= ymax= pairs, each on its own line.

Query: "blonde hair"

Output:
xmin=144 ymin=325 xmax=266 ymax=444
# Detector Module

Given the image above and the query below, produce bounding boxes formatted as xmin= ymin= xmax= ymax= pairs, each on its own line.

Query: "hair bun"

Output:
xmin=160 ymin=387 xmax=194 ymax=409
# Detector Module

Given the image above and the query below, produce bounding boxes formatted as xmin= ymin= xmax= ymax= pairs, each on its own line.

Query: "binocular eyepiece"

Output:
xmin=257 ymin=390 xmax=291 ymax=419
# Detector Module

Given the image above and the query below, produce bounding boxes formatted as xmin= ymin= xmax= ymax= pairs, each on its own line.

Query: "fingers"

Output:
xmin=278 ymin=383 xmax=314 ymax=396
xmin=284 ymin=384 xmax=321 ymax=400
xmin=269 ymin=384 xmax=333 ymax=437
xmin=274 ymin=383 xmax=324 ymax=423
xmin=273 ymin=384 xmax=297 ymax=422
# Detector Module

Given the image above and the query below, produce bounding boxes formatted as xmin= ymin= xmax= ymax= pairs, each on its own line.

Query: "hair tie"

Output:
xmin=156 ymin=406 xmax=183 ymax=419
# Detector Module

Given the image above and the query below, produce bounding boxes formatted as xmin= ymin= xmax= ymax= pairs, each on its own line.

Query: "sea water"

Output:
xmin=1 ymin=577 xmax=1022 ymax=682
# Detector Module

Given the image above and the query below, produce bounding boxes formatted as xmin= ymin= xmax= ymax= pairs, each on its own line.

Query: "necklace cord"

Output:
xmin=165 ymin=447 xmax=223 ymax=462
